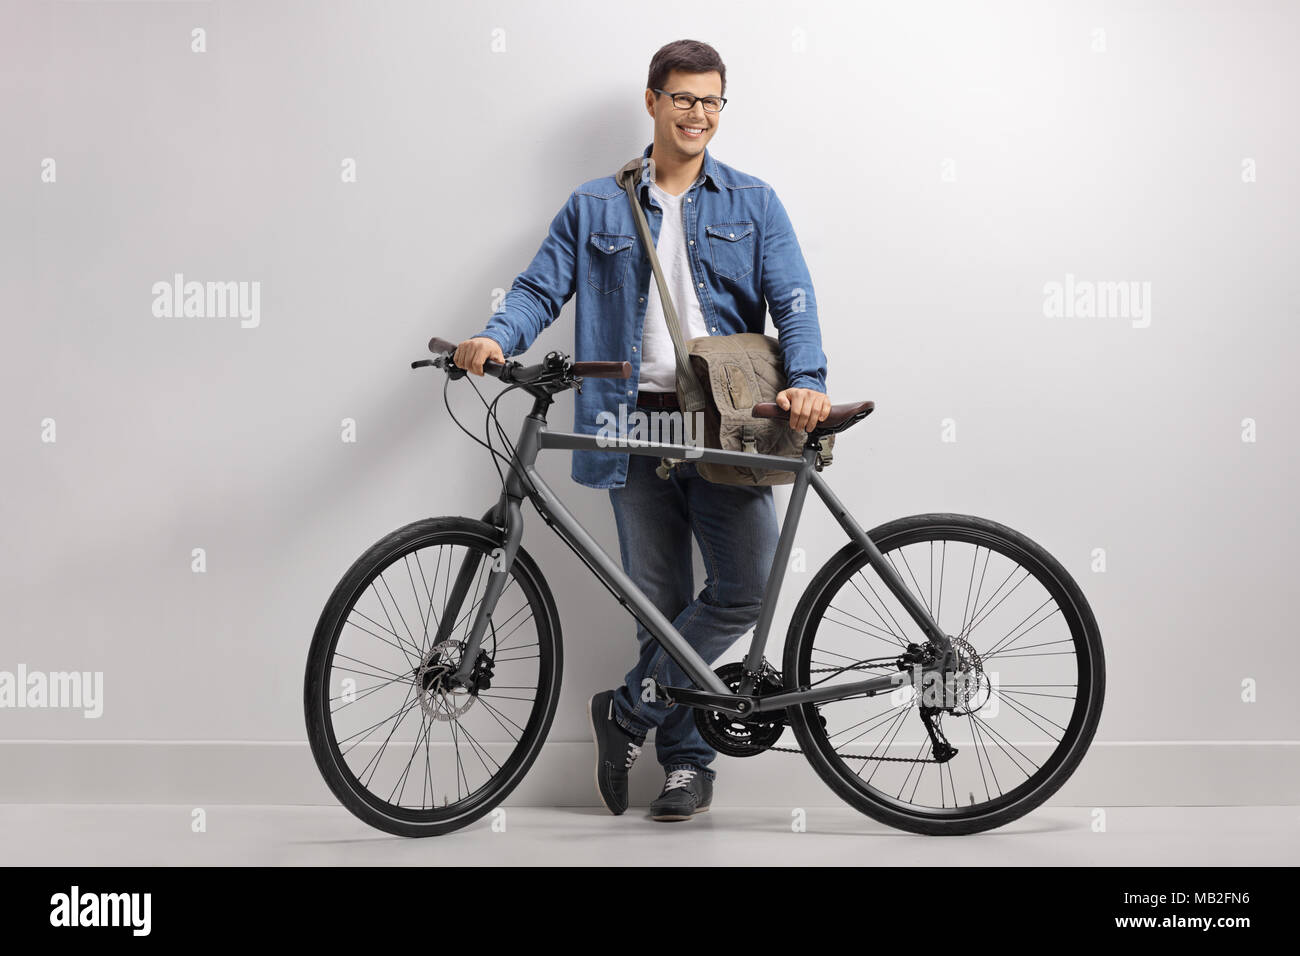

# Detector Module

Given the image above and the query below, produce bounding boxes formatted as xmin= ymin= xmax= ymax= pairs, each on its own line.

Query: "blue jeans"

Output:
xmin=606 ymin=453 xmax=780 ymax=780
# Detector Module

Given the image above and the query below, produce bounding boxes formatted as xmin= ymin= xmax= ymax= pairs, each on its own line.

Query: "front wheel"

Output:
xmin=304 ymin=517 xmax=562 ymax=837
xmin=784 ymin=513 xmax=1104 ymax=835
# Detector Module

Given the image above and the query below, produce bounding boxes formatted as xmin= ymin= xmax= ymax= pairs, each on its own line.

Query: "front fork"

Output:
xmin=424 ymin=497 xmax=521 ymax=687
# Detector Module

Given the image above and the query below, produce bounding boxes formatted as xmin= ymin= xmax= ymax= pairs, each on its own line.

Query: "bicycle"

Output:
xmin=303 ymin=335 xmax=1105 ymax=837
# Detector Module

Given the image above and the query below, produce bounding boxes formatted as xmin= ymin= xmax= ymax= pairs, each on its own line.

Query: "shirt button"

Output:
xmin=698 ymin=281 xmax=704 ymax=288
xmin=729 ymin=232 xmax=735 ymax=238
xmin=638 ymin=297 xmax=644 ymax=302
xmin=626 ymin=390 xmax=633 ymax=396
xmin=686 ymin=197 xmax=692 ymax=202
xmin=711 ymin=327 xmax=718 ymax=332
xmin=688 ymin=240 xmax=694 ymax=245
xmin=608 ymin=244 xmax=615 ymax=250
xmin=632 ymin=345 xmax=637 ymax=351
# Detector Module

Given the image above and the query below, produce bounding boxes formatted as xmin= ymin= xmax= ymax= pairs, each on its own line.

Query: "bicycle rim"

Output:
xmin=305 ymin=520 xmax=560 ymax=833
xmin=786 ymin=513 xmax=1103 ymax=832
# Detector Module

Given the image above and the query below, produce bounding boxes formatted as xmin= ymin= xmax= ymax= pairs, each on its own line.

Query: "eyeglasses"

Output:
xmin=652 ymin=88 xmax=727 ymax=113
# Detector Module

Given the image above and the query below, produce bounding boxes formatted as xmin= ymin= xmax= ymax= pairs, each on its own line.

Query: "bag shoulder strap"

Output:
xmin=616 ymin=157 xmax=708 ymax=413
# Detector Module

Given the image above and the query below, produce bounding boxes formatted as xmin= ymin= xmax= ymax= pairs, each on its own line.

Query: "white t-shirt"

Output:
xmin=638 ymin=179 xmax=711 ymax=392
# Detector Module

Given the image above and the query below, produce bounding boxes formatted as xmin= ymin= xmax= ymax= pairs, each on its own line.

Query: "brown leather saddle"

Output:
xmin=751 ymin=400 xmax=875 ymax=436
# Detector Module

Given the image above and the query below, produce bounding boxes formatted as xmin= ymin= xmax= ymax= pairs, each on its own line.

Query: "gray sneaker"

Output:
xmin=649 ymin=767 xmax=713 ymax=821
xmin=587 ymin=690 xmax=644 ymax=815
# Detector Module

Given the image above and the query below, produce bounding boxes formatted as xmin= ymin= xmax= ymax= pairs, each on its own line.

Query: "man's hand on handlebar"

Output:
xmin=454 ymin=337 xmax=504 ymax=375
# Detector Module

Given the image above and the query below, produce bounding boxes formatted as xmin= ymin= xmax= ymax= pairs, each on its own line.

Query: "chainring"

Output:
xmin=694 ymin=661 xmax=787 ymax=757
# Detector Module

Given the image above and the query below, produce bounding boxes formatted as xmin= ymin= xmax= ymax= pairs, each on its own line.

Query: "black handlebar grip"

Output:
xmin=429 ymin=335 xmax=509 ymax=376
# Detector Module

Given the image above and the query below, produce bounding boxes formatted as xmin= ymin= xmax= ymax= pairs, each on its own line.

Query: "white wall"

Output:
xmin=2 ymin=0 xmax=1296 ymax=807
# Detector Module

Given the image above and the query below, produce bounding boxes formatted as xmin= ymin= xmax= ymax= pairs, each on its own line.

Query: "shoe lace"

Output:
xmin=664 ymin=768 xmax=696 ymax=791
xmin=625 ymin=742 xmax=642 ymax=769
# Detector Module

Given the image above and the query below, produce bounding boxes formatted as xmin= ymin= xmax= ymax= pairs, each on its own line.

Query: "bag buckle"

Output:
xmin=741 ymin=424 xmax=757 ymax=455
xmin=815 ymin=435 xmax=834 ymax=472
xmin=655 ymin=457 xmax=687 ymax=480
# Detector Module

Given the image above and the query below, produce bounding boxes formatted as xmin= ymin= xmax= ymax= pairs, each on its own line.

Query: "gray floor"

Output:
xmin=1 ymin=805 xmax=1296 ymax=865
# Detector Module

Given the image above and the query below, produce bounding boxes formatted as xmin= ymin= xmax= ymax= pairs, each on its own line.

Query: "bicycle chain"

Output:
xmin=768 ymin=743 xmax=940 ymax=763
xmin=763 ymin=661 xmax=944 ymax=763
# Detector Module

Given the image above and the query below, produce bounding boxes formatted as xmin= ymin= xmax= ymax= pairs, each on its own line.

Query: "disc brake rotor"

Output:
xmin=416 ymin=640 xmax=475 ymax=722
xmin=947 ymin=634 xmax=990 ymax=716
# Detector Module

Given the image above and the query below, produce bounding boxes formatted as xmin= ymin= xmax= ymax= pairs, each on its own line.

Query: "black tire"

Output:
xmin=304 ymin=517 xmax=562 ymax=837
xmin=783 ymin=513 xmax=1104 ymax=836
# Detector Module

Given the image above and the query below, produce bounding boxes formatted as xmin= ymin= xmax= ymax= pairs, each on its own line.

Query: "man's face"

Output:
xmin=646 ymin=69 xmax=722 ymax=159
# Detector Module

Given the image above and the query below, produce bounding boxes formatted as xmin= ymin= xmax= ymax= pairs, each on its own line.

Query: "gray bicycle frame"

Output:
xmin=443 ymin=407 xmax=951 ymax=716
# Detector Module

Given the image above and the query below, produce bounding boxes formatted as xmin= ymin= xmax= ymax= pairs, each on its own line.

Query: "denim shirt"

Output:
xmin=472 ymin=142 xmax=829 ymax=490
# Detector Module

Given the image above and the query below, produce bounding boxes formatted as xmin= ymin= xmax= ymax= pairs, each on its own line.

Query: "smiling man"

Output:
xmin=455 ymin=39 xmax=830 ymax=823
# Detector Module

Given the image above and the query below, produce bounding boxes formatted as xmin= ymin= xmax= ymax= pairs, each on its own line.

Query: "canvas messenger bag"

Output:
xmin=614 ymin=156 xmax=833 ymax=486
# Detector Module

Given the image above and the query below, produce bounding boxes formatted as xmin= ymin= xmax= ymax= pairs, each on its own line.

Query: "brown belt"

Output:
xmin=636 ymin=390 xmax=679 ymax=409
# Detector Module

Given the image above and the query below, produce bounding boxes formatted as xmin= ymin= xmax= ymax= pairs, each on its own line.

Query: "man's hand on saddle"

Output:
xmin=776 ymin=388 xmax=831 ymax=433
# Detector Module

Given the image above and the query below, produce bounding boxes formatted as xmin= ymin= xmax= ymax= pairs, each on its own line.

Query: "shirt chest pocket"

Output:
xmin=587 ymin=233 xmax=636 ymax=294
xmin=704 ymin=221 xmax=755 ymax=281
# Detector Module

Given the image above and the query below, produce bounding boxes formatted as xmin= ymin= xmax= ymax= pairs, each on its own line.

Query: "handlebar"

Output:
xmin=421 ymin=335 xmax=632 ymax=384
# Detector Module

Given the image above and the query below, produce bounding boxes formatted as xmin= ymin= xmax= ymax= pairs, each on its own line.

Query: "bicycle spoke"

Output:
xmin=827 ymin=697 xmax=915 ymax=749
xmin=863 ymin=708 xmax=913 ymax=784
xmin=359 ymin=693 xmax=422 ymax=789
xmin=965 ymin=708 xmax=1040 ymax=778
xmin=959 ymin=545 xmax=991 ymax=641
xmin=346 ymin=608 xmax=423 ymax=664
xmin=960 ymin=567 xmax=1031 ymax=642
xmin=846 ymin=573 xmax=913 ymax=648
xmin=390 ymin=711 xmax=434 ymax=806
xmin=890 ymin=548 xmax=932 ymax=619
xmin=373 ymin=574 xmax=422 ymax=668
xmin=985 ymin=636 xmax=1074 ymax=661
xmin=473 ymin=695 xmax=528 ymax=739
xmin=996 ymin=690 xmax=1068 ymax=739
xmin=982 ymin=603 xmax=1062 ymax=660
xmin=935 ymin=541 xmax=946 ymax=631
xmin=966 ymin=712 xmax=998 ymax=800
xmin=330 ymin=651 xmax=411 ymax=683
xmin=821 ymin=602 xmax=909 ymax=648
xmin=329 ymin=676 xmax=413 ymax=714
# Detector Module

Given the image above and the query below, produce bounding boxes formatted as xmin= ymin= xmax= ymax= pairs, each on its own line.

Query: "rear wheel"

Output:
xmin=304 ymin=517 xmax=562 ymax=837
xmin=784 ymin=513 xmax=1104 ymax=835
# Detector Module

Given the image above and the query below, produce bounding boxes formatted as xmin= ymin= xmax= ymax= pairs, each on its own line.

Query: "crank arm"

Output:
xmin=655 ymin=683 xmax=755 ymax=718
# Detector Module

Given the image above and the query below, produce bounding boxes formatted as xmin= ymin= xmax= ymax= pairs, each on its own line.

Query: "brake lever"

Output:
xmin=415 ymin=350 xmax=531 ymax=385
xmin=422 ymin=353 xmax=468 ymax=380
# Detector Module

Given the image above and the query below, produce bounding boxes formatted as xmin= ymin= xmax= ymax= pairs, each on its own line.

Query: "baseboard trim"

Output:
xmin=1 ymin=740 xmax=1295 ymax=806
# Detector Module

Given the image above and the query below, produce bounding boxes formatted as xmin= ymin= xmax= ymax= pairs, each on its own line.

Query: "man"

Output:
xmin=454 ymin=39 xmax=830 ymax=822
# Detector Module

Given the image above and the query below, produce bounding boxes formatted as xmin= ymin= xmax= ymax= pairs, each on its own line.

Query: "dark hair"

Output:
xmin=646 ymin=39 xmax=726 ymax=98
